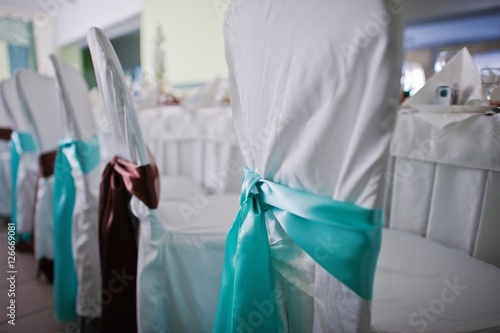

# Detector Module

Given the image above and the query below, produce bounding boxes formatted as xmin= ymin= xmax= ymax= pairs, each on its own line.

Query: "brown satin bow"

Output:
xmin=0 ymin=127 xmax=12 ymax=141
xmin=98 ymin=154 xmax=160 ymax=333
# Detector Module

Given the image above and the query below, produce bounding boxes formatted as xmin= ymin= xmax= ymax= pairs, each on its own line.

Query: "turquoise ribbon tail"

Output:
xmin=9 ymin=132 xmax=36 ymax=242
xmin=53 ymin=137 xmax=100 ymax=322
xmin=213 ymin=167 xmax=383 ymax=333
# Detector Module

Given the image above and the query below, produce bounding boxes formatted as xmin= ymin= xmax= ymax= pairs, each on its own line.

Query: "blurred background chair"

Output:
xmin=0 ymin=85 xmax=14 ymax=217
xmin=88 ymin=27 xmax=240 ymax=333
xmin=0 ymin=78 xmax=38 ymax=249
xmin=15 ymin=69 xmax=63 ymax=282
xmin=50 ymin=54 xmax=104 ymax=327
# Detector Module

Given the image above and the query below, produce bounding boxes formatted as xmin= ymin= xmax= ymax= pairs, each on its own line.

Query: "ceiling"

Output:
xmin=403 ymin=0 xmax=500 ymax=49
xmin=1 ymin=0 xmax=500 ymax=49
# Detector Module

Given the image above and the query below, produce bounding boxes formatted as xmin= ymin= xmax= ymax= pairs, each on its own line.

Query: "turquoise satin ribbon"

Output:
xmin=9 ymin=131 xmax=36 ymax=241
xmin=53 ymin=136 xmax=100 ymax=321
xmin=213 ymin=168 xmax=383 ymax=333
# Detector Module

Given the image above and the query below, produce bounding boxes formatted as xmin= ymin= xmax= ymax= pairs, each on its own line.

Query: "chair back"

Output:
xmin=87 ymin=27 xmax=149 ymax=166
xmin=49 ymin=55 xmax=96 ymax=140
xmin=385 ymin=113 xmax=500 ymax=268
xmin=15 ymin=70 xmax=62 ymax=153
xmin=0 ymin=86 xmax=12 ymax=128
xmin=0 ymin=79 xmax=31 ymax=132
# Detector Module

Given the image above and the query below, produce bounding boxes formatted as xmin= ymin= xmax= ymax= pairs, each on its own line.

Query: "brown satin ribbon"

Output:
xmin=99 ymin=153 xmax=160 ymax=333
xmin=38 ymin=150 xmax=57 ymax=178
xmin=0 ymin=127 xmax=12 ymax=141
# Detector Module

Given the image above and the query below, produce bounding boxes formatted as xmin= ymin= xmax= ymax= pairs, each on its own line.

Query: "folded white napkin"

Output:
xmin=404 ymin=47 xmax=482 ymax=106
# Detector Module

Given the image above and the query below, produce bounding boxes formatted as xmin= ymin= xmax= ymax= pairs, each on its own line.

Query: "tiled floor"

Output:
xmin=0 ymin=217 xmax=67 ymax=333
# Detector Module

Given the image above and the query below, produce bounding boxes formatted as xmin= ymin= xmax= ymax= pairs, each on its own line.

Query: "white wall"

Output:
xmin=54 ymin=0 xmax=142 ymax=46
xmin=141 ymin=0 xmax=229 ymax=85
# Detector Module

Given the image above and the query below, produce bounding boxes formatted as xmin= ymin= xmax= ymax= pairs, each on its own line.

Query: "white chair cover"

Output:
xmin=88 ymin=27 xmax=240 ymax=332
xmin=0 ymin=89 xmax=12 ymax=216
xmin=0 ymin=79 xmax=38 ymax=235
xmin=224 ymin=0 xmax=402 ymax=331
xmin=15 ymin=70 xmax=63 ymax=260
xmin=50 ymin=54 xmax=103 ymax=318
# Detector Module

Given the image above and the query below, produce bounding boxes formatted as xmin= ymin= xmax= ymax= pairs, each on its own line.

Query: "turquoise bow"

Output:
xmin=213 ymin=167 xmax=382 ymax=332
xmin=53 ymin=136 xmax=100 ymax=321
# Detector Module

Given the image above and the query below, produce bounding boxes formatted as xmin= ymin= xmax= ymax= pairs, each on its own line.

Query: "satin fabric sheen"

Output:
xmin=214 ymin=168 xmax=382 ymax=333
xmin=53 ymin=138 xmax=100 ymax=321
xmin=99 ymin=156 xmax=159 ymax=333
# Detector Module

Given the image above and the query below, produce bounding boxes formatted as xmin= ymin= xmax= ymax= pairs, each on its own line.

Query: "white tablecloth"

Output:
xmin=137 ymin=105 xmax=244 ymax=194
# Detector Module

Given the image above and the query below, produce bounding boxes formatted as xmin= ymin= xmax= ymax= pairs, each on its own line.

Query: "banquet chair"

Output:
xmin=15 ymin=69 xmax=64 ymax=281
xmin=49 ymin=54 xmax=104 ymax=324
xmin=215 ymin=1 xmax=403 ymax=332
xmin=0 ymin=79 xmax=38 ymax=246
xmin=0 ymin=89 xmax=13 ymax=216
xmin=88 ymin=27 xmax=240 ymax=332
xmin=371 ymin=112 xmax=500 ymax=332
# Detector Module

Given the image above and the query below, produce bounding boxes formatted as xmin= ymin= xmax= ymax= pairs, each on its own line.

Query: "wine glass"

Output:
xmin=480 ymin=67 xmax=500 ymax=101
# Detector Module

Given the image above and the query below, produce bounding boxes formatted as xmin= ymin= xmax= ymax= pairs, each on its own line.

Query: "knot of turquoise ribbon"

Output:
xmin=214 ymin=167 xmax=383 ymax=333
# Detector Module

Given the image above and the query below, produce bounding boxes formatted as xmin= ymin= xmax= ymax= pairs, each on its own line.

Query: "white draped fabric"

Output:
xmin=50 ymin=54 xmax=104 ymax=318
xmin=15 ymin=70 xmax=62 ymax=260
xmin=0 ymin=140 xmax=10 ymax=215
xmin=0 ymin=96 xmax=12 ymax=216
xmin=0 ymin=79 xmax=38 ymax=234
xmin=224 ymin=0 xmax=402 ymax=331
xmin=138 ymin=106 xmax=243 ymax=194
xmin=387 ymin=111 xmax=500 ymax=267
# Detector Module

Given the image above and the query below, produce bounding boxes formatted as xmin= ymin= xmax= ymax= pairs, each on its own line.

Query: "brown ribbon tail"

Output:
xmin=0 ymin=128 xmax=12 ymax=141
xmin=98 ymin=154 xmax=160 ymax=333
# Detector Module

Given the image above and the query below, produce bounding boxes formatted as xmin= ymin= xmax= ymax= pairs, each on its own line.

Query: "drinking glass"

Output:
xmin=480 ymin=67 xmax=500 ymax=101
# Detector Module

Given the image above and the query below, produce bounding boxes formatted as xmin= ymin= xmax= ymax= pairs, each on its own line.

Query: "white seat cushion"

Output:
xmin=372 ymin=229 xmax=500 ymax=333
xmin=138 ymin=194 xmax=240 ymax=333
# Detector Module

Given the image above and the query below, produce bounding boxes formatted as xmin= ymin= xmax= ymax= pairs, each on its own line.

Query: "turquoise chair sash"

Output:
xmin=213 ymin=167 xmax=383 ymax=332
xmin=53 ymin=136 xmax=100 ymax=321
xmin=9 ymin=131 xmax=36 ymax=242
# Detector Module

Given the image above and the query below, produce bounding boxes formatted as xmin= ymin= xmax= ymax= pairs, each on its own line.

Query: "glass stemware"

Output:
xmin=480 ymin=67 xmax=500 ymax=101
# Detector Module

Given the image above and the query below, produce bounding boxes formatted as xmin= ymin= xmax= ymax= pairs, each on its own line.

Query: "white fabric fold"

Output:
xmin=0 ymin=141 xmax=11 ymax=215
xmin=34 ymin=176 xmax=54 ymax=260
xmin=16 ymin=153 xmax=38 ymax=234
